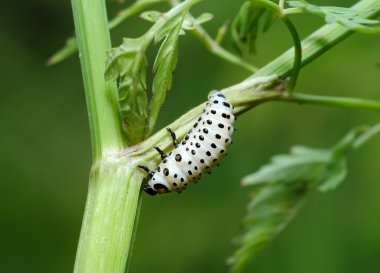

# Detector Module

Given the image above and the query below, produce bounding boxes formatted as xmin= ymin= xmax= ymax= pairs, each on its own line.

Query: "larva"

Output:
xmin=138 ymin=91 xmax=235 ymax=195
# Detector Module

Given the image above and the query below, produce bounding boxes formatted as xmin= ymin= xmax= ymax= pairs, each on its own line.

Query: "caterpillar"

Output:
xmin=138 ymin=91 xmax=235 ymax=195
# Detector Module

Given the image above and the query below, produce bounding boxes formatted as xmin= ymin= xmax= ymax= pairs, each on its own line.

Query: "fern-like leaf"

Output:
xmin=228 ymin=124 xmax=380 ymax=273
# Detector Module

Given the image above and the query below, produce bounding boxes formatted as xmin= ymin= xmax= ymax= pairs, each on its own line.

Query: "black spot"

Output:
xmin=157 ymin=166 xmax=161 ymax=172
xmin=215 ymin=134 xmax=221 ymax=139
xmin=173 ymin=182 xmax=177 ymax=186
xmin=206 ymin=166 xmax=210 ymax=169
xmin=198 ymin=129 xmax=201 ymax=132
xmin=163 ymin=159 xmax=167 ymax=163
xmin=186 ymin=148 xmax=189 ymax=151
xmin=188 ymin=161 xmax=192 ymax=165
xmin=185 ymin=135 xmax=189 ymax=140
xmin=203 ymin=128 xmax=209 ymax=134
xmin=193 ymin=122 xmax=198 ymax=128
xmin=211 ymin=110 xmax=216 ymax=114
xmin=182 ymin=141 xmax=186 ymax=145
xmin=198 ymin=117 xmax=202 ymax=121
xmin=207 ymin=120 xmax=212 ymax=125
xmin=193 ymin=135 xmax=196 ymax=138
xmin=220 ymin=150 xmax=225 ymax=153
xmin=190 ymin=142 xmax=193 ymax=145
xmin=199 ymin=135 xmax=204 ymax=141
xmin=194 ymin=166 xmax=198 ymax=170
xmin=184 ymin=183 xmax=188 ymax=186
xmin=223 ymin=102 xmax=231 ymax=108
xmin=163 ymin=168 xmax=169 ymax=176
xmin=200 ymin=159 xmax=205 ymax=163
xmin=217 ymin=93 xmax=225 ymax=98
xmin=175 ymin=154 xmax=182 ymax=162
xmin=174 ymin=174 xmax=178 ymax=178
xmin=222 ymin=113 xmax=230 ymax=119
xmin=213 ymin=100 xmax=218 ymax=104
xmin=191 ymin=150 xmax=196 ymax=155
xmin=206 ymin=151 xmax=211 ymax=156
xmin=188 ymin=170 xmax=193 ymax=175
xmin=225 ymin=139 xmax=229 ymax=143
xmin=181 ymin=178 xmax=184 ymax=182
xmin=196 ymin=143 xmax=201 ymax=148
xmin=213 ymin=158 xmax=218 ymax=162
xmin=218 ymin=123 xmax=224 ymax=129
xmin=211 ymin=143 xmax=217 ymax=149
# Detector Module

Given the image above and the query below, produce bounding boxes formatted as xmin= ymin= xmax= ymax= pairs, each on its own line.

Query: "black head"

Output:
xmin=143 ymin=183 xmax=157 ymax=196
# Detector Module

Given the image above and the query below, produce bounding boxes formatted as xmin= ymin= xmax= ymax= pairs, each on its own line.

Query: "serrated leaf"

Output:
xmin=287 ymin=1 xmax=380 ymax=32
xmin=105 ymin=37 xmax=149 ymax=144
xmin=229 ymin=123 xmax=380 ymax=273
xmin=148 ymin=13 xmax=185 ymax=134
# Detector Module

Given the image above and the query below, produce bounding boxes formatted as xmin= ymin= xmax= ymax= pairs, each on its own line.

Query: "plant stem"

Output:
xmin=72 ymin=0 xmax=142 ymax=272
xmin=280 ymin=16 xmax=301 ymax=92
xmin=279 ymin=93 xmax=380 ymax=111
xmin=169 ymin=0 xmax=258 ymax=73
xmin=190 ymin=25 xmax=259 ymax=73
xmin=72 ymin=0 xmax=124 ymax=158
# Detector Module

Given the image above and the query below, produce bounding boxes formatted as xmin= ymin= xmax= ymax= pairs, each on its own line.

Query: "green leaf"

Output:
xmin=140 ymin=10 xmax=162 ymax=23
xmin=105 ymin=37 xmax=149 ymax=144
xmin=148 ymin=12 xmax=185 ymax=134
xmin=182 ymin=13 xmax=214 ymax=30
xmin=287 ymin=1 xmax=380 ymax=32
xmin=228 ymin=123 xmax=380 ymax=273
xmin=231 ymin=1 xmax=269 ymax=54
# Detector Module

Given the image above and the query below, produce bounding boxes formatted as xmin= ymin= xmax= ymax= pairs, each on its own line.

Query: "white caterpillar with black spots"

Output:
xmin=138 ymin=91 xmax=235 ymax=195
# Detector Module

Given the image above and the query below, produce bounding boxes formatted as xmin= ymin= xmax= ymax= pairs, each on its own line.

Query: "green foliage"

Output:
xmin=231 ymin=1 xmax=275 ymax=54
xmin=287 ymin=0 xmax=380 ymax=32
xmin=148 ymin=13 xmax=185 ymax=134
xmin=105 ymin=37 xmax=148 ymax=144
xmin=228 ymin=124 xmax=380 ymax=273
xmin=105 ymin=0 xmax=201 ymax=144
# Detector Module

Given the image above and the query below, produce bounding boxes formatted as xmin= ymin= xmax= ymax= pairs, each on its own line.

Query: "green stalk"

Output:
xmin=279 ymin=93 xmax=380 ymax=111
xmin=71 ymin=0 xmax=142 ymax=272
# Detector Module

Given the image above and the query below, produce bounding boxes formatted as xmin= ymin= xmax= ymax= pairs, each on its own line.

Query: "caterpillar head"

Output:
xmin=143 ymin=173 xmax=171 ymax=196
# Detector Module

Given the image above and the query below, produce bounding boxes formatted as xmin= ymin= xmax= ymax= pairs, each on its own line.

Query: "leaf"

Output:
xmin=287 ymin=1 xmax=380 ymax=32
xmin=231 ymin=1 xmax=269 ymax=54
xmin=105 ymin=37 xmax=149 ymax=144
xmin=182 ymin=13 xmax=214 ymax=30
xmin=228 ymin=124 xmax=380 ymax=273
xmin=147 ymin=12 xmax=186 ymax=134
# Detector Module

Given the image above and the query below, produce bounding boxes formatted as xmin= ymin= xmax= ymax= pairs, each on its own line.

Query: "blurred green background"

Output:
xmin=1 ymin=0 xmax=379 ymax=272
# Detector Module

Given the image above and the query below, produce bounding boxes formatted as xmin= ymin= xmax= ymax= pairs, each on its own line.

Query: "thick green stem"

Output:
xmin=72 ymin=0 xmax=142 ymax=272
xmin=72 ymin=0 xmax=124 ymax=158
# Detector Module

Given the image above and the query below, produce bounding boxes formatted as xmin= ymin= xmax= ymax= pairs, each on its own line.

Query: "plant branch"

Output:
xmin=72 ymin=0 xmax=125 ymax=158
xmin=278 ymin=93 xmax=380 ymax=111
xmin=169 ymin=0 xmax=258 ymax=73
xmin=71 ymin=0 xmax=142 ymax=273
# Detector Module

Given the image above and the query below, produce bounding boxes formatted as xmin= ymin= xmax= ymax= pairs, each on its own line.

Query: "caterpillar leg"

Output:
xmin=166 ymin=128 xmax=179 ymax=148
xmin=137 ymin=165 xmax=155 ymax=178
xmin=153 ymin=146 xmax=167 ymax=160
